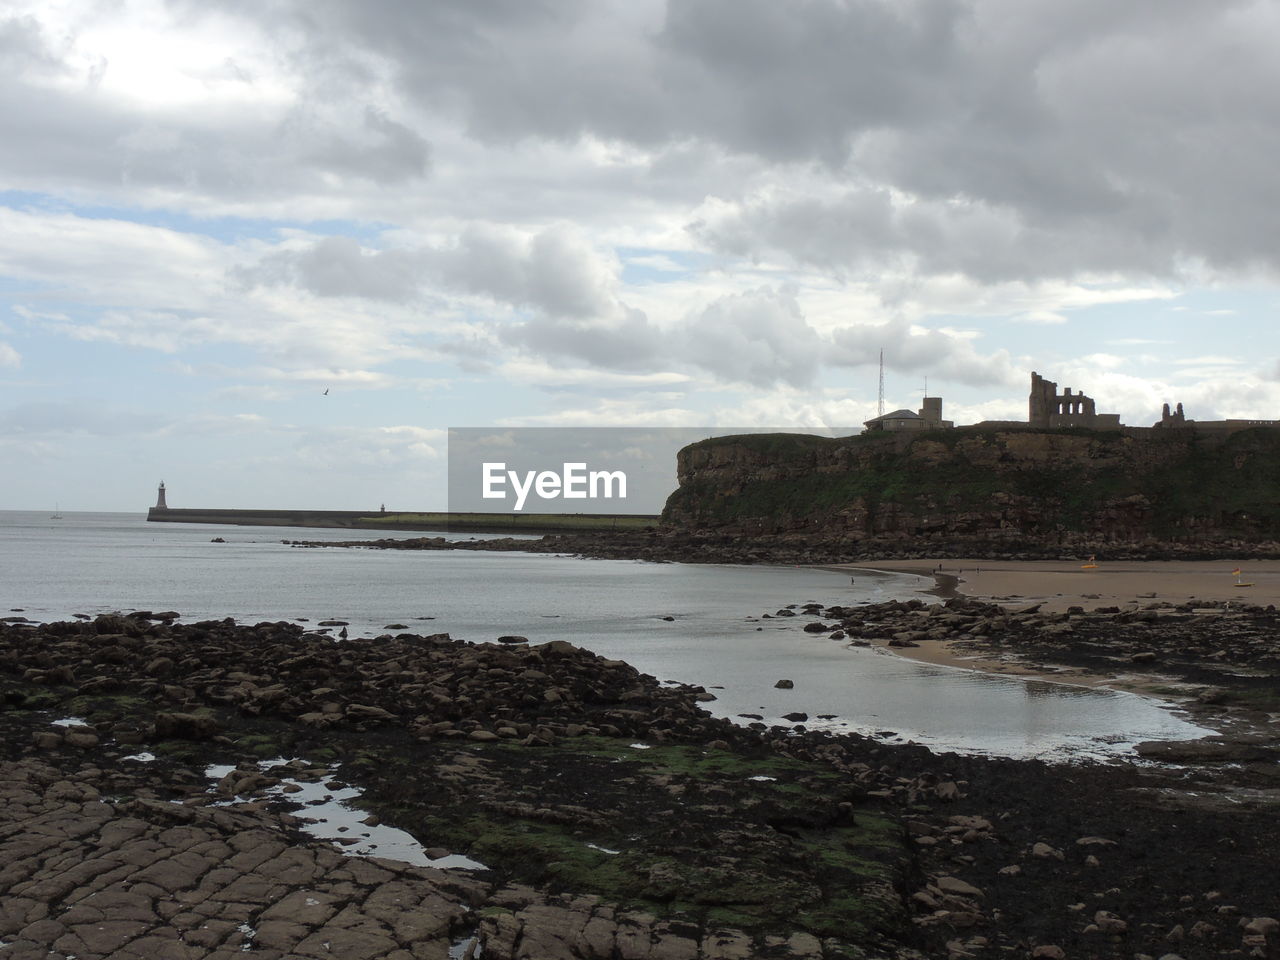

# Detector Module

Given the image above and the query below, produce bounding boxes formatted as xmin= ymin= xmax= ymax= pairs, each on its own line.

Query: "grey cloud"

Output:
xmin=301 ymin=107 xmax=430 ymax=183
xmin=500 ymin=306 xmax=664 ymax=372
xmin=682 ymin=288 xmax=822 ymax=388
xmin=242 ymin=224 xmax=617 ymax=317
xmin=11 ymin=0 xmax=1280 ymax=300
xmin=0 ymin=13 xmax=431 ymax=200
xmin=829 ymin=318 xmax=1020 ymax=388
xmin=0 ymin=14 xmax=59 ymax=74
xmin=250 ymin=0 xmax=1280 ymax=280
xmin=439 ymin=225 xmax=615 ymax=318
xmin=239 ymin=237 xmax=423 ymax=301
xmin=689 ymin=185 xmax=1172 ymax=283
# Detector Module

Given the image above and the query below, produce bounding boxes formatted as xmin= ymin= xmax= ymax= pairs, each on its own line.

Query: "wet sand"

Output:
xmin=850 ymin=558 xmax=1280 ymax=613
xmin=826 ymin=559 xmax=1280 ymax=696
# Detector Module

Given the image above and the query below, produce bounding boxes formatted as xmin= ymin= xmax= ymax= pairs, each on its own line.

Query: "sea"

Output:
xmin=0 ymin=510 xmax=1210 ymax=761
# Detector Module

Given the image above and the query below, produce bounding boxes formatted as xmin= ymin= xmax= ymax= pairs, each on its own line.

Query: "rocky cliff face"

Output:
xmin=661 ymin=428 xmax=1280 ymax=550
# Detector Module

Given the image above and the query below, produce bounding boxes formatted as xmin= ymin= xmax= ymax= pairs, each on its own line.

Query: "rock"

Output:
xmin=1188 ymin=921 xmax=1216 ymax=939
xmin=782 ymin=712 xmax=808 ymax=722
xmin=1135 ymin=740 xmax=1268 ymax=762
xmin=934 ymin=781 xmax=961 ymax=802
xmin=497 ymin=635 xmax=529 ymax=644
xmin=774 ymin=679 xmax=794 ymax=689
xmin=540 ymin=640 xmax=582 ymax=656
xmin=1031 ymin=842 xmax=1064 ymax=860
xmin=345 ymin=703 xmax=396 ymax=721
xmin=1093 ymin=910 xmax=1127 ymax=934
xmin=154 ymin=712 xmax=220 ymax=740
xmin=468 ymin=730 xmax=499 ymax=742
xmin=935 ymin=876 xmax=984 ymax=899
xmin=1030 ymin=947 xmax=1066 ymax=959
xmin=1075 ymin=836 xmax=1116 ymax=847
xmin=1130 ymin=650 xmax=1158 ymax=663
xmin=802 ymin=622 xmax=828 ymax=633
xmin=1243 ymin=917 xmax=1279 ymax=936
xmin=63 ymin=728 xmax=99 ymax=748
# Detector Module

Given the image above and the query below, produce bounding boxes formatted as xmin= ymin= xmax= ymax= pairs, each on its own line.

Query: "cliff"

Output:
xmin=660 ymin=427 xmax=1280 ymax=552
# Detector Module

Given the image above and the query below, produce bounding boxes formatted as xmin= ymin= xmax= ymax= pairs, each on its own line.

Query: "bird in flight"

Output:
xmin=322 ymin=388 xmax=329 ymax=396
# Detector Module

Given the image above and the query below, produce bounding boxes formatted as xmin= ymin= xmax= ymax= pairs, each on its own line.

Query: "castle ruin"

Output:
xmin=1027 ymin=371 xmax=1121 ymax=430
xmin=864 ymin=370 xmax=1278 ymax=436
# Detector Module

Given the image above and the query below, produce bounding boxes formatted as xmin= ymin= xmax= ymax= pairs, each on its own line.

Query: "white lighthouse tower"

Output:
xmin=155 ymin=481 xmax=168 ymax=510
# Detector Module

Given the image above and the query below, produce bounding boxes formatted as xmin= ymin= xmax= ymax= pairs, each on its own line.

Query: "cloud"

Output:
xmin=828 ymin=317 xmax=1022 ymax=387
xmin=498 ymin=359 xmax=691 ymax=390
xmin=501 ymin=305 xmax=665 ymax=372
xmin=240 ymin=236 xmax=424 ymax=302
xmin=439 ymin=224 xmax=617 ymax=318
xmin=0 ymin=400 xmax=165 ymax=436
xmin=0 ymin=342 xmax=19 ymax=368
xmin=682 ymin=287 xmax=822 ymax=388
xmin=9 ymin=0 xmax=1280 ymax=284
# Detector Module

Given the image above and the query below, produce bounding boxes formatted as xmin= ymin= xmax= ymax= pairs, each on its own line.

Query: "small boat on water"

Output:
xmin=1232 ymin=567 xmax=1254 ymax=587
xmin=50 ymin=504 xmax=63 ymax=520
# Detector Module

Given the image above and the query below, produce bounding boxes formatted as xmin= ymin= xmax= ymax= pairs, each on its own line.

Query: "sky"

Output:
xmin=3 ymin=0 xmax=1280 ymax=511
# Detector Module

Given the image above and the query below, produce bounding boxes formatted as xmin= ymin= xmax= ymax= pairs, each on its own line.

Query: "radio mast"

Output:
xmin=877 ymin=350 xmax=885 ymax=418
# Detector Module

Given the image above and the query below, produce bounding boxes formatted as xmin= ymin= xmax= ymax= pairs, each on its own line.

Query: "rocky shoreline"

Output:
xmin=2 ymin=612 xmax=1279 ymax=959
xmin=283 ymin=530 xmax=1280 ymax=565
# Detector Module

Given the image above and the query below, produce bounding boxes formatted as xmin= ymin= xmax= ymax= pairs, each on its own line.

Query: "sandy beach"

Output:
xmin=848 ymin=558 xmax=1280 ymax=612
xmin=828 ymin=559 xmax=1280 ymax=694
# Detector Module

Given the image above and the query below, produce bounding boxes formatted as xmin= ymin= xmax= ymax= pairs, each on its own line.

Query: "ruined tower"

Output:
xmin=155 ymin=481 xmax=167 ymax=510
xmin=1028 ymin=372 xmax=1118 ymax=430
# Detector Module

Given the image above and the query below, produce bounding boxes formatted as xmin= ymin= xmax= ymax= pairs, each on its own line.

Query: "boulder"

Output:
xmin=154 ymin=712 xmax=220 ymax=740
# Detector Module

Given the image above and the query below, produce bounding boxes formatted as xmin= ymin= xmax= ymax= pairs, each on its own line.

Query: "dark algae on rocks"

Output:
xmin=3 ymin=613 xmax=1279 ymax=958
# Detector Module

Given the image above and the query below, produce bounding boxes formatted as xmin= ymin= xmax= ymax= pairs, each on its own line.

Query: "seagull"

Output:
xmin=322 ymin=388 xmax=329 ymax=396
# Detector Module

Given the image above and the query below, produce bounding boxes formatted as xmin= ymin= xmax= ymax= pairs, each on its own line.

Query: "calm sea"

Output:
xmin=0 ymin=511 xmax=1208 ymax=760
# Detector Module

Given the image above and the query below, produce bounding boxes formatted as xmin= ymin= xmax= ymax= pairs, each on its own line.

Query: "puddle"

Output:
xmin=585 ymin=842 xmax=620 ymax=855
xmin=51 ymin=716 xmax=88 ymax=727
xmin=121 ymin=752 xmax=156 ymax=762
xmin=203 ymin=760 xmax=488 ymax=870
xmin=449 ymin=932 xmax=483 ymax=959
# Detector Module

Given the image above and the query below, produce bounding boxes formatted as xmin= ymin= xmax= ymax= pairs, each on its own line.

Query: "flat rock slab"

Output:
xmin=0 ymin=758 xmax=483 ymax=960
xmin=0 ymin=759 xmax=823 ymax=960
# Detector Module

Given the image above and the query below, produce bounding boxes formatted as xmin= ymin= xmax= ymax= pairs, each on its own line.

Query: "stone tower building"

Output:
xmin=1028 ymin=372 xmax=1120 ymax=429
xmin=155 ymin=481 xmax=167 ymax=510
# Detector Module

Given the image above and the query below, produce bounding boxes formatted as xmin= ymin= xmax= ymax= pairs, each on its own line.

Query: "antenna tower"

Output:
xmin=877 ymin=350 xmax=885 ymax=417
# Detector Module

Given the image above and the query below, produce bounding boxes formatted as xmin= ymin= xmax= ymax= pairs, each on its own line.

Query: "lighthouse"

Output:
xmin=155 ymin=481 xmax=167 ymax=510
